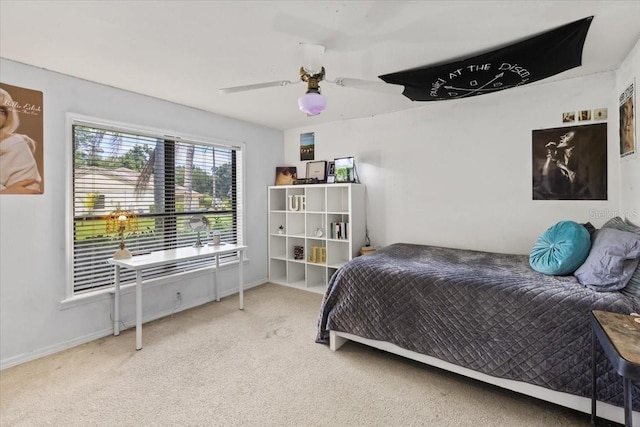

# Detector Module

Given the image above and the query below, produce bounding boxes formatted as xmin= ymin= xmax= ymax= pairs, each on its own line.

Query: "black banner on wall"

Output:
xmin=379 ymin=16 xmax=593 ymax=102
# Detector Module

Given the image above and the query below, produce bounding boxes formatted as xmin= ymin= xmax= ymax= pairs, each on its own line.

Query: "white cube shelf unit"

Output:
xmin=268 ymin=183 xmax=366 ymax=294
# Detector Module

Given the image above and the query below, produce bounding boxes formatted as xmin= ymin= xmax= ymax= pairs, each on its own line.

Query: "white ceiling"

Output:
xmin=1 ymin=1 xmax=639 ymax=131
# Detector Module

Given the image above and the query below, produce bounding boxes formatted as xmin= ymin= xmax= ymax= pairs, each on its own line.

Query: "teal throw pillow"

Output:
xmin=529 ymin=220 xmax=591 ymax=275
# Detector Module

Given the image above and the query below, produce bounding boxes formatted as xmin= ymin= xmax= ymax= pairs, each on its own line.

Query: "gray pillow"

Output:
xmin=602 ymin=217 xmax=640 ymax=298
xmin=573 ymin=227 xmax=640 ymax=291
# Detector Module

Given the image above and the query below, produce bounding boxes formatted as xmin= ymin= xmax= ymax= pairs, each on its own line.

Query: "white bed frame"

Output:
xmin=330 ymin=330 xmax=639 ymax=425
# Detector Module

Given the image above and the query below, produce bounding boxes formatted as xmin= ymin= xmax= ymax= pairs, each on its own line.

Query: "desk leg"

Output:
xmin=136 ymin=270 xmax=143 ymax=350
xmin=215 ymin=255 xmax=220 ymax=302
xmin=239 ymin=249 xmax=244 ymax=310
xmin=624 ymin=377 xmax=632 ymax=427
xmin=114 ymin=266 xmax=121 ymax=336
xmin=591 ymin=328 xmax=597 ymax=427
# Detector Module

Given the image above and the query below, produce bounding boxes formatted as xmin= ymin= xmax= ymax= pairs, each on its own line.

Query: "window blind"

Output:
xmin=72 ymin=123 xmax=242 ymax=294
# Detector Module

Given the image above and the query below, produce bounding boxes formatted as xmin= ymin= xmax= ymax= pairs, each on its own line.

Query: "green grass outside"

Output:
xmin=74 ymin=214 xmax=232 ymax=241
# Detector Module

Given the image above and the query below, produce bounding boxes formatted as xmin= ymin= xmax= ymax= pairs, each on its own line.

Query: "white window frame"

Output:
xmin=64 ymin=113 xmax=246 ymax=300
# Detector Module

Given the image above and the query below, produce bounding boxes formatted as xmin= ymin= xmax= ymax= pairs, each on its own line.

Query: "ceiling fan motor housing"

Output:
xmin=300 ymin=66 xmax=325 ymax=93
xmin=298 ymin=67 xmax=327 ymax=115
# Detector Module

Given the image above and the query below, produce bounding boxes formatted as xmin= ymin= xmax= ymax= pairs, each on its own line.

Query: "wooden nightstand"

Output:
xmin=591 ymin=310 xmax=640 ymax=427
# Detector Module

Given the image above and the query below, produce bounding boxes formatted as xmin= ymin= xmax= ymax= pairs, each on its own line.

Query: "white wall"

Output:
xmin=285 ymin=71 xmax=625 ymax=255
xmin=3 ymin=45 xmax=639 ymax=368
xmin=616 ymin=39 xmax=640 ymax=225
xmin=0 ymin=59 xmax=282 ymax=368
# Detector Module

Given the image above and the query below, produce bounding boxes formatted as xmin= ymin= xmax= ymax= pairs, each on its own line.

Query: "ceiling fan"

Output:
xmin=218 ymin=43 xmax=403 ymax=116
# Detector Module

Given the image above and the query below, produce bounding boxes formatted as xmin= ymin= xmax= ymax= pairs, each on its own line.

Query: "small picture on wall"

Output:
xmin=532 ymin=123 xmax=607 ymax=200
xmin=275 ymin=167 xmax=297 ymax=185
xmin=619 ymin=81 xmax=635 ymax=157
xmin=593 ymin=108 xmax=608 ymax=120
xmin=578 ymin=110 xmax=591 ymax=121
xmin=300 ymin=132 xmax=315 ymax=161
xmin=562 ymin=112 xmax=575 ymax=123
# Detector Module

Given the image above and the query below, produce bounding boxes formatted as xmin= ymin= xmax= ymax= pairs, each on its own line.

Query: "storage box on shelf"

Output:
xmin=268 ymin=183 xmax=365 ymax=293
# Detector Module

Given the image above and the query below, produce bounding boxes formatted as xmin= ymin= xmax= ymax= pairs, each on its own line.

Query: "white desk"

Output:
xmin=108 ymin=244 xmax=247 ymax=350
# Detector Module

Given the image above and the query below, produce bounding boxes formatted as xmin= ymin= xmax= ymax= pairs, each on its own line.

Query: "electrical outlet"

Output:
xmin=176 ymin=291 xmax=182 ymax=301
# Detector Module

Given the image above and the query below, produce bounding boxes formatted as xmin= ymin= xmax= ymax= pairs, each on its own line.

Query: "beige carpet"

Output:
xmin=1 ymin=283 xmax=595 ymax=426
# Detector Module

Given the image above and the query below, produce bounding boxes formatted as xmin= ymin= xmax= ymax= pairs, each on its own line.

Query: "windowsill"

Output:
xmin=59 ymin=257 xmax=248 ymax=310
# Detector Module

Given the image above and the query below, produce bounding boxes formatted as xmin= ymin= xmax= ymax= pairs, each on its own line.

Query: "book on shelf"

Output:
xmin=330 ymin=222 xmax=349 ymax=240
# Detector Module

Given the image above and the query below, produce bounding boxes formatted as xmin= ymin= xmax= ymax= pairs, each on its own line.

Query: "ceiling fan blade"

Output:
xmin=330 ymin=77 xmax=404 ymax=95
xmin=301 ymin=43 xmax=325 ymax=75
xmin=219 ymin=80 xmax=299 ymax=94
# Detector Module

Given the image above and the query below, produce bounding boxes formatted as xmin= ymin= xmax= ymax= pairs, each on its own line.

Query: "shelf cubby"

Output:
xmin=268 ymin=184 xmax=365 ymax=294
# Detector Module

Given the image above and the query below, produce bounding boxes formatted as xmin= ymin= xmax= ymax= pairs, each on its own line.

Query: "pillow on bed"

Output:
xmin=602 ymin=216 xmax=637 ymax=233
xmin=626 ymin=264 xmax=640 ymax=299
xmin=529 ymin=220 xmax=591 ymax=275
xmin=573 ymin=228 xmax=640 ymax=291
xmin=601 ymin=217 xmax=640 ymax=298
xmin=581 ymin=222 xmax=597 ymax=237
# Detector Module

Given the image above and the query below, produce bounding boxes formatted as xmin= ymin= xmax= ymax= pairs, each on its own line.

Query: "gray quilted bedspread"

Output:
xmin=317 ymin=243 xmax=640 ymax=410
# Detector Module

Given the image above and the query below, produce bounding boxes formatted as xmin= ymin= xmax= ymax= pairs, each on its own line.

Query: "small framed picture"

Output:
xmin=275 ymin=167 xmax=297 ymax=185
xmin=334 ymin=157 xmax=356 ymax=183
xmin=579 ymin=110 xmax=591 ymax=121
xmin=562 ymin=112 xmax=575 ymax=123
xmin=300 ymin=132 xmax=315 ymax=161
xmin=326 ymin=161 xmax=335 ymax=183
xmin=306 ymin=161 xmax=327 ymax=182
xmin=593 ymin=108 xmax=608 ymax=120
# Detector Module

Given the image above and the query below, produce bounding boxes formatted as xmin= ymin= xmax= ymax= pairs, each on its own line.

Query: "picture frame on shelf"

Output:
xmin=306 ymin=160 xmax=327 ymax=182
xmin=334 ymin=156 xmax=356 ymax=183
xmin=275 ymin=167 xmax=297 ymax=185
xmin=326 ymin=161 xmax=335 ymax=183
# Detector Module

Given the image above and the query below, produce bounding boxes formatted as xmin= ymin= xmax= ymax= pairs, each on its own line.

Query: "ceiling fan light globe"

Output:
xmin=298 ymin=92 xmax=326 ymax=115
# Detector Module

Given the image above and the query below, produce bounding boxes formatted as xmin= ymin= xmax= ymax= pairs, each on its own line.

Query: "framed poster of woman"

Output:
xmin=620 ymin=82 xmax=635 ymax=158
xmin=0 ymin=82 xmax=44 ymax=194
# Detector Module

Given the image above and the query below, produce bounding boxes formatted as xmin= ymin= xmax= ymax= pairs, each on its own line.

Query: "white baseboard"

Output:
xmin=1 ymin=279 xmax=268 ymax=370
xmin=0 ymin=328 xmax=114 ymax=371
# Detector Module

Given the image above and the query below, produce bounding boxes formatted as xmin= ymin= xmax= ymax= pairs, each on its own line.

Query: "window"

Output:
xmin=70 ymin=118 xmax=244 ymax=294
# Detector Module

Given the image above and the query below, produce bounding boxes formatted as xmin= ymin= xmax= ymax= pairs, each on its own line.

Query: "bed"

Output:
xmin=316 ymin=243 xmax=640 ymax=424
